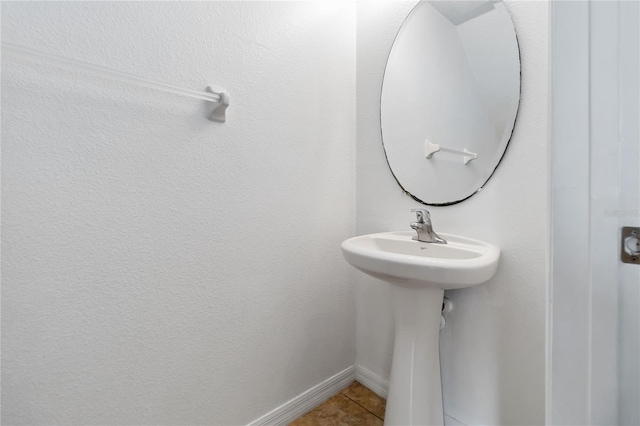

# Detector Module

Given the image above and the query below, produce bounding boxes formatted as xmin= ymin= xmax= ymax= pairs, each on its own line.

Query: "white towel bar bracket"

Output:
xmin=206 ymin=86 xmax=229 ymax=123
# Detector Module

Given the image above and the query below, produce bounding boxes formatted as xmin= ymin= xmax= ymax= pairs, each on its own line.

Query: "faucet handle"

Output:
xmin=409 ymin=208 xmax=430 ymax=224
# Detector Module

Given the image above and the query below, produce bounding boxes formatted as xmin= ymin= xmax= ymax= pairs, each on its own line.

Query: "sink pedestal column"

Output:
xmin=385 ymin=282 xmax=445 ymax=426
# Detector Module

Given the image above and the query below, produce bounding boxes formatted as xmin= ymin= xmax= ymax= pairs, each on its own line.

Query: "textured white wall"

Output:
xmin=1 ymin=2 xmax=356 ymax=425
xmin=356 ymin=2 xmax=548 ymax=425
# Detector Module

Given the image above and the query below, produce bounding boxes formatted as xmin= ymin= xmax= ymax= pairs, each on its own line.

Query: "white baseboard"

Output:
xmin=247 ymin=363 xmax=467 ymax=426
xmin=354 ymin=364 xmax=467 ymax=426
xmin=354 ymin=364 xmax=389 ymax=399
xmin=247 ymin=365 xmax=355 ymax=426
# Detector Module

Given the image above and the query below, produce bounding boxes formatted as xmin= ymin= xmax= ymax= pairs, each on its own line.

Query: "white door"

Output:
xmin=550 ymin=1 xmax=640 ymax=424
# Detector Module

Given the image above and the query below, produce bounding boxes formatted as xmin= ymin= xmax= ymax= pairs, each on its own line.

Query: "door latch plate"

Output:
xmin=621 ymin=227 xmax=640 ymax=265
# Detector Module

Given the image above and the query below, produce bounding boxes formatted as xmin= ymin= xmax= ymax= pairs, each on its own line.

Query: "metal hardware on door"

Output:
xmin=621 ymin=227 xmax=640 ymax=265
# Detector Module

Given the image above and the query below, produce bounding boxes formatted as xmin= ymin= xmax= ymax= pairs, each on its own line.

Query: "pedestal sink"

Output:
xmin=341 ymin=231 xmax=500 ymax=426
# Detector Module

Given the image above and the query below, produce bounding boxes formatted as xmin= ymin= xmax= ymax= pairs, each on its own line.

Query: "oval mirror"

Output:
xmin=381 ymin=0 xmax=520 ymax=205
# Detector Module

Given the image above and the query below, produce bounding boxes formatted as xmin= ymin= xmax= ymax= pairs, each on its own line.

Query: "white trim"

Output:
xmin=548 ymin=1 xmax=592 ymax=424
xmin=354 ymin=364 xmax=467 ymax=426
xmin=246 ymin=366 xmax=355 ymax=426
xmin=354 ymin=364 xmax=389 ymax=399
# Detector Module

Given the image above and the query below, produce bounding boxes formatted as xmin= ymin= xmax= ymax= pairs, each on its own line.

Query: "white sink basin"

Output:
xmin=341 ymin=231 xmax=500 ymax=426
xmin=341 ymin=231 xmax=500 ymax=289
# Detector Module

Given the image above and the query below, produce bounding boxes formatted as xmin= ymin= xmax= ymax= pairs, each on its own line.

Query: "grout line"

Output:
xmin=340 ymin=382 xmax=386 ymax=421
xmin=340 ymin=393 xmax=385 ymax=421
xmin=292 ymin=381 xmax=386 ymax=424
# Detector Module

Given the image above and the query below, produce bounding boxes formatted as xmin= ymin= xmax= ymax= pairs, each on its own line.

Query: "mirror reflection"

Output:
xmin=381 ymin=0 xmax=520 ymax=205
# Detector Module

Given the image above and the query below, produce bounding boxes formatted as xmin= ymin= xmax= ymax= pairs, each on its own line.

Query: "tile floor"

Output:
xmin=289 ymin=381 xmax=386 ymax=426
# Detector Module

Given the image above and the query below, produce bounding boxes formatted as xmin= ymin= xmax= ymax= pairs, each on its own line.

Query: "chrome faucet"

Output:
xmin=409 ymin=209 xmax=447 ymax=244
